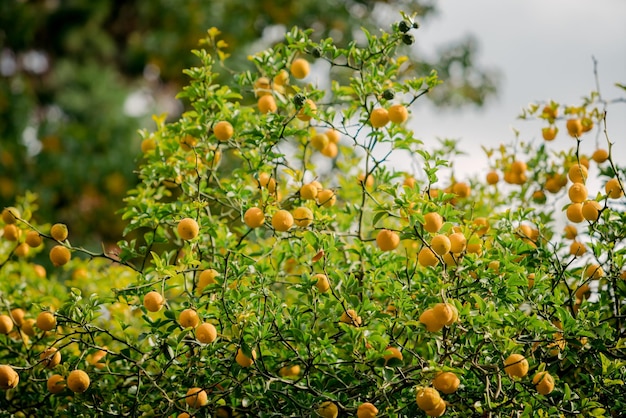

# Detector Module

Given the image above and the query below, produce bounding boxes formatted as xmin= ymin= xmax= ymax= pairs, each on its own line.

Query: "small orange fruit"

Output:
xmin=563 ymin=224 xmax=577 ymax=240
xmin=568 ymin=164 xmax=588 ymax=184
xmin=0 ymin=315 xmax=13 ymax=334
xmin=448 ymin=232 xmax=467 ymax=254
xmin=452 ymin=182 xmax=471 ymax=198
xmin=339 ymin=309 xmax=362 ymax=326
xmin=419 ymin=309 xmax=444 ymax=332
xmin=566 ymin=118 xmax=583 ymax=137
xmin=3 ymin=224 xmax=20 ymax=241
xmin=581 ymin=200 xmax=601 ymax=221
xmin=569 ymin=241 xmax=586 ymax=256
xmin=50 ymin=223 xmax=68 ymax=241
xmin=46 ymin=374 xmax=65 ymax=394
xmin=310 ymin=133 xmax=329 ymax=151
xmin=416 ymin=387 xmax=442 ymax=411
xmin=376 ymin=229 xmax=400 ymax=251
xmin=584 ymin=264 xmax=604 ymax=280
xmin=430 ymin=235 xmax=451 ymax=256
xmin=503 ymin=353 xmax=529 ymax=378
xmin=197 ymin=268 xmax=219 ymax=293
xmin=566 ymin=203 xmax=584 ymax=223
xmin=25 ymin=230 xmax=43 ymax=247
xmin=196 ymin=322 xmax=218 ymax=344
xmin=143 ymin=291 xmax=164 ymax=313
xmin=369 ymin=108 xmax=389 ymax=128
xmin=317 ymin=189 xmax=336 ymax=207
xmin=179 ymin=309 xmax=200 ymax=329
xmin=542 ymin=126 xmax=558 ymax=141
xmin=40 ymin=347 xmax=62 ymax=369
xmin=592 ymin=149 xmax=609 ymax=163
xmin=1 ymin=207 xmax=19 ymax=224
xmin=235 ymin=348 xmax=256 ymax=367
xmin=244 ymin=207 xmax=265 ymax=229
xmin=418 ymin=247 xmax=439 ymax=267
xmin=36 ymin=311 xmax=56 ymax=331
xmin=320 ymin=142 xmax=338 ymax=158
xmin=49 ymin=245 xmax=71 ymax=267
xmin=272 ymin=210 xmax=294 ymax=232
xmin=423 ymin=212 xmax=443 ymax=233
xmin=533 ymin=371 xmax=555 ymax=395
xmin=486 ymin=171 xmax=499 ymax=185
xmin=568 ymin=183 xmax=588 ymax=203
xmin=254 ymin=77 xmax=271 ymax=96
xmin=314 ymin=273 xmax=330 ymax=292
xmin=214 ymin=121 xmax=234 ymax=141
xmin=317 ymin=401 xmax=339 ymax=418
xmin=293 ymin=207 xmax=313 ymax=227
xmin=356 ymin=402 xmax=379 ymax=418
xmin=296 ymin=99 xmax=317 ymax=121
xmin=185 ymin=387 xmax=208 ymax=408
xmin=290 ymin=58 xmax=310 ymax=79
xmin=433 ymin=371 xmax=460 ymax=394
xmin=326 ymin=129 xmax=341 ymax=144
xmin=67 ymin=369 xmax=90 ymax=393
xmin=258 ymin=95 xmax=278 ymax=114
xmin=605 ymin=178 xmax=623 ymax=199
xmin=383 ymin=346 xmax=403 ymax=364
xmin=0 ymin=365 xmax=19 ymax=389
xmin=388 ymin=104 xmax=408 ymax=124
xmin=177 ymin=218 xmax=199 ymax=240
xmin=300 ymin=183 xmax=319 ymax=200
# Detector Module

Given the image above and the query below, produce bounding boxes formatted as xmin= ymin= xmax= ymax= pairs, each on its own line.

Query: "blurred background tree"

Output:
xmin=0 ymin=0 xmax=499 ymax=246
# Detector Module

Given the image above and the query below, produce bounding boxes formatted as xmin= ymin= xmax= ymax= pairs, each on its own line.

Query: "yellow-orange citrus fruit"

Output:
xmin=564 ymin=224 xmax=578 ymax=240
xmin=356 ymin=402 xmax=378 ymax=418
xmin=452 ymin=182 xmax=471 ymax=198
xmin=36 ymin=311 xmax=56 ymax=331
xmin=486 ymin=171 xmax=499 ymax=185
xmin=542 ymin=105 xmax=558 ymax=120
xmin=25 ymin=230 xmax=43 ymax=247
xmin=575 ymin=283 xmax=591 ymax=300
xmin=311 ymin=133 xmax=329 ymax=151
xmin=272 ymin=210 xmax=294 ymax=232
xmin=503 ymin=353 xmax=529 ymax=378
xmin=433 ymin=371 xmax=460 ymax=394
xmin=358 ymin=173 xmax=374 ymax=189
xmin=179 ymin=309 xmax=200 ymax=329
xmin=533 ymin=371 xmax=555 ymax=395
xmin=568 ymin=183 xmax=588 ymax=203
xmin=430 ymin=235 xmax=451 ymax=256
xmin=566 ymin=203 xmax=584 ymax=223
xmin=3 ymin=224 xmax=20 ymax=241
xmin=592 ymin=148 xmax=609 ymax=163
xmin=423 ymin=212 xmax=443 ymax=233
xmin=376 ymin=229 xmax=400 ymax=251
xmin=300 ymin=183 xmax=319 ymax=200
xmin=254 ymin=77 xmax=271 ymax=96
xmin=511 ymin=160 xmax=527 ymax=174
xmin=584 ymin=264 xmax=604 ymax=280
xmin=605 ymin=178 xmax=623 ymax=199
xmin=214 ymin=121 xmax=234 ymax=141
xmin=50 ymin=223 xmax=68 ymax=241
xmin=290 ymin=58 xmax=310 ymax=79
xmin=320 ymin=142 xmax=338 ymax=158
xmin=47 ymin=374 xmax=65 ymax=394
xmin=258 ymin=94 xmax=277 ymax=114
xmin=293 ymin=207 xmax=313 ymax=227
xmin=177 ymin=218 xmax=199 ymax=240
xmin=67 ymin=369 xmax=90 ymax=393
xmin=388 ymin=104 xmax=408 ymax=124
xmin=15 ymin=243 xmax=29 ymax=257
xmin=244 ymin=207 xmax=265 ymax=228
xmin=448 ymin=232 xmax=467 ymax=254
xmin=416 ymin=387 xmax=442 ymax=411
xmin=279 ymin=364 xmax=301 ymax=378
xmin=314 ymin=273 xmax=330 ymax=292
xmin=235 ymin=348 xmax=256 ymax=367
xmin=542 ymin=126 xmax=558 ymax=141
xmin=197 ymin=268 xmax=219 ymax=293
xmin=185 ymin=387 xmax=208 ymax=408
xmin=143 ymin=291 xmax=164 ymax=312
xmin=326 ymin=129 xmax=340 ymax=144
xmin=296 ymin=99 xmax=317 ymax=122
xmin=383 ymin=346 xmax=403 ymax=364
xmin=473 ymin=217 xmax=490 ymax=236
xmin=0 ymin=315 xmax=13 ymax=334
xmin=40 ymin=347 xmax=61 ymax=369
xmin=196 ymin=322 xmax=217 ymax=344
xmin=2 ymin=207 xmax=20 ymax=224
xmin=418 ymin=247 xmax=439 ymax=267
xmin=369 ymin=108 xmax=389 ymax=128
xmin=49 ymin=245 xmax=70 ymax=267
xmin=432 ymin=303 xmax=456 ymax=326
xmin=21 ymin=318 xmax=36 ymax=337
xmin=566 ymin=118 xmax=583 ymax=137
xmin=340 ymin=309 xmax=362 ymax=326
xmin=317 ymin=189 xmax=336 ymax=207
xmin=581 ymin=116 xmax=594 ymax=132
xmin=569 ymin=241 xmax=586 ymax=256
xmin=317 ymin=401 xmax=339 ymax=418
xmin=273 ymin=69 xmax=289 ymax=86
xmin=425 ymin=400 xmax=446 ymax=417
xmin=10 ymin=309 xmax=24 ymax=327
xmin=0 ymin=365 xmax=19 ymax=389
xmin=87 ymin=348 xmax=107 ymax=369
xmin=419 ymin=309 xmax=444 ymax=332
xmin=568 ymin=164 xmax=588 ymax=184
xmin=581 ymin=200 xmax=601 ymax=221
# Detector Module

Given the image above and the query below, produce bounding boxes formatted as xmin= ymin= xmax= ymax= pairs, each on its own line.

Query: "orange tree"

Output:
xmin=1 ymin=17 xmax=625 ymax=417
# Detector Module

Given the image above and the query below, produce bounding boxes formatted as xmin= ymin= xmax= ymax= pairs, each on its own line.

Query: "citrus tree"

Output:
xmin=1 ymin=17 xmax=625 ymax=417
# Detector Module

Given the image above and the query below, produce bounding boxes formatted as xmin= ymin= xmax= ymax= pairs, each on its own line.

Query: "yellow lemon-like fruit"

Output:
xmin=254 ymin=77 xmax=271 ymax=96
xmin=311 ymin=133 xmax=329 ymax=151
xmin=40 ymin=347 xmax=62 ymax=369
xmin=47 ymin=374 xmax=65 ymax=394
xmin=567 ymin=164 xmax=588 ymax=184
xmin=542 ymin=126 xmax=557 ymax=141
xmin=340 ymin=309 xmax=362 ymax=327
xmin=566 ymin=203 xmax=584 ymax=223
xmin=452 ymin=182 xmax=471 ymax=198
xmin=317 ymin=189 xmax=336 ymax=207
xmin=185 ymin=387 xmax=208 ymax=408
xmin=67 ymin=370 xmax=90 ymax=393
xmin=503 ymin=353 xmax=529 ymax=378
xmin=533 ymin=371 xmax=555 ymax=395
xmin=290 ymin=58 xmax=310 ymax=79
xmin=581 ymin=200 xmax=601 ymax=222
xmin=244 ymin=207 xmax=265 ymax=228
xmin=279 ymin=364 xmax=301 ymax=378
xmin=486 ymin=171 xmax=499 ymax=185
xmin=416 ymin=387 xmax=442 ymax=411
xmin=433 ymin=371 xmax=460 ymax=394
xmin=314 ymin=273 xmax=330 ymax=292
xmin=0 ymin=315 xmax=13 ymax=334
xmin=49 ymin=245 xmax=71 ymax=267
xmin=177 ymin=218 xmax=199 ymax=240
xmin=605 ymin=178 xmax=623 ymax=199
xmin=419 ymin=309 xmax=444 ymax=332
xmin=317 ymin=401 xmax=339 ymax=418
xmin=214 ymin=121 xmax=234 ymax=141
xmin=569 ymin=241 xmax=586 ymax=256
xmin=143 ymin=291 xmax=164 ymax=313
xmin=258 ymin=94 xmax=278 ymax=114
xmin=388 ymin=104 xmax=409 ymax=124
xmin=566 ymin=118 xmax=583 ymax=137
xmin=432 ymin=303 xmax=456 ymax=326
xmin=356 ymin=402 xmax=379 ymax=418
xmin=36 ymin=311 xmax=56 ymax=332
xmin=293 ymin=207 xmax=314 ymax=227
xmin=423 ymin=212 xmax=443 ymax=233
xmin=376 ymin=229 xmax=400 ymax=251
xmin=0 ymin=365 xmax=19 ymax=389
xmin=235 ymin=348 xmax=256 ymax=367
xmin=448 ymin=232 xmax=466 ymax=254
xmin=592 ymin=148 xmax=609 ymax=163
xmin=369 ymin=108 xmax=389 ymax=128
xmin=196 ymin=322 xmax=218 ymax=344
xmin=326 ymin=129 xmax=340 ymax=144
xmin=272 ymin=210 xmax=294 ymax=232
xmin=25 ymin=230 xmax=43 ymax=247
xmin=296 ymin=99 xmax=317 ymax=122
xmin=300 ymin=183 xmax=319 ymax=200
xmin=1 ymin=207 xmax=19 ymax=224
xmin=179 ymin=309 xmax=200 ymax=329
xmin=197 ymin=268 xmax=219 ymax=294
xmin=568 ymin=183 xmax=588 ymax=203
xmin=10 ymin=309 xmax=25 ymax=327
xmin=418 ymin=247 xmax=439 ymax=267
xmin=50 ymin=223 xmax=68 ymax=241
xmin=383 ymin=346 xmax=403 ymax=364
xmin=425 ymin=400 xmax=446 ymax=417
xmin=430 ymin=235 xmax=451 ymax=256
xmin=584 ymin=264 xmax=604 ymax=280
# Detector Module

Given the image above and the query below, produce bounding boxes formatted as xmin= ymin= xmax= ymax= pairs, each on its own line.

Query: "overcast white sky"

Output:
xmin=406 ymin=0 xmax=626 ymax=178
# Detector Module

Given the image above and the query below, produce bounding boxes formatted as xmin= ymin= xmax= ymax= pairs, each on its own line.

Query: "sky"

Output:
xmin=406 ymin=0 xmax=626 ymax=178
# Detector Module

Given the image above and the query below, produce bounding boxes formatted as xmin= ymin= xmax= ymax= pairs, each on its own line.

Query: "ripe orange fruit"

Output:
xmin=214 ymin=121 xmax=234 ymax=141
xmin=9 ymin=308 xmax=24 ymax=327
xmin=290 ymin=58 xmax=310 ymax=79
xmin=448 ymin=232 xmax=467 ymax=253
xmin=584 ymin=264 xmax=604 ymax=280
xmin=581 ymin=200 xmax=601 ymax=221
xmin=356 ymin=402 xmax=379 ymax=418
xmin=566 ymin=203 xmax=584 ymax=223
xmin=50 ymin=223 xmax=68 ymax=241
xmin=143 ymin=291 xmax=164 ymax=312
xmin=296 ymin=99 xmax=317 ymax=121
xmin=425 ymin=400 xmax=446 ymax=417
xmin=67 ymin=369 xmax=90 ymax=393
xmin=433 ymin=371 xmax=460 ymax=394
xmin=486 ymin=171 xmax=499 ymax=185
xmin=311 ymin=133 xmax=329 ymax=151
xmin=244 ymin=207 xmax=265 ymax=228
xmin=511 ymin=161 xmax=527 ymax=175
xmin=258 ymin=95 xmax=277 ymax=114
xmin=358 ymin=173 xmax=375 ymax=189
xmin=542 ymin=126 xmax=558 ymax=141
xmin=533 ymin=371 xmax=555 ymax=395
xmin=452 ymin=182 xmax=471 ymax=198
xmin=383 ymin=346 xmax=403 ymax=364
xmin=0 ymin=315 xmax=13 ymax=334
xmin=235 ymin=348 xmax=256 ymax=367
xmin=340 ymin=309 xmax=362 ymax=326
xmin=430 ymin=235 xmax=451 ymax=256
xmin=196 ymin=322 xmax=218 ymax=344
xmin=254 ymin=77 xmax=271 ymax=96
xmin=177 ymin=218 xmax=199 ymax=240
xmin=36 ymin=311 xmax=56 ymax=331
xmin=423 ymin=212 xmax=443 ymax=233
xmin=3 ymin=224 xmax=20 ymax=241
xmin=473 ymin=217 xmax=490 ymax=236
xmin=418 ymin=247 xmax=439 ymax=267
xmin=314 ymin=273 xmax=330 ymax=292
xmin=569 ymin=241 xmax=586 ymax=256
xmin=432 ymin=302 xmax=457 ymax=326
xmin=416 ymin=387 xmax=442 ymax=411
xmin=388 ymin=104 xmax=409 ymax=124
xmin=504 ymin=353 xmax=529 ymax=378
xmin=317 ymin=189 xmax=336 ymax=207
xmin=40 ymin=347 xmax=62 ymax=369
xmin=272 ymin=210 xmax=294 ymax=232
xmin=605 ymin=178 xmax=623 ymax=199
xmin=21 ymin=318 xmax=36 ymax=337
xmin=47 ymin=374 xmax=65 ymax=394
xmin=14 ymin=242 xmax=29 ymax=257
xmin=0 ymin=365 xmax=19 ymax=390
xmin=179 ymin=309 xmax=200 ymax=329
xmin=279 ymin=364 xmax=301 ymax=378
xmin=563 ymin=224 xmax=578 ymax=240
xmin=25 ymin=230 xmax=42 ymax=247
xmin=592 ymin=148 xmax=609 ymax=163
xmin=568 ymin=183 xmax=588 ymax=203
xmin=317 ymin=401 xmax=339 ymax=418
xmin=581 ymin=116 xmax=594 ymax=132
xmin=369 ymin=108 xmax=389 ymax=128
xmin=293 ymin=207 xmax=314 ymax=227
xmin=320 ymin=142 xmax=338 ymax=158
xmin=197 ymin=268 xmax=219 ymax=293
xmin=376 ymin=229 xmax=400 ymax=251
xmin=542 ymin=105 xmax=558 ymax=120
xmin=49 ymin=245 xmax=71 ymax=267
xmin=300 ymin=183 xmax=319 ymax=200
xmin=273 ymin=69 xmax=289 ymax=86
xmin=326 ymin=129 xmax=341 ymax=144
xmin=257 ymin=172 xmax=276 ymax=190
xmin=566 ymin=118 xmax=583 ymax=137
xmin=568 ymin=164 xmax=588 ymax=184
xmin=419 ymin=309 xmax=444 ymax=332
xmin=185 ymin=387 xmax=208 ymax=408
